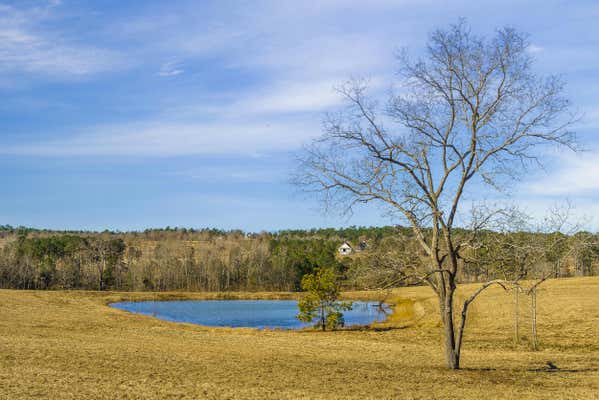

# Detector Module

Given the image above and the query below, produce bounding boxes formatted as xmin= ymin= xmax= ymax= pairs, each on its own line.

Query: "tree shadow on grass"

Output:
xmin=341 ymin=324 xmax=413 ymax=332
xmin=527 ymin=367 xmax=599 ymax=373
xmin=460 ymin=367 xmax=497 ymax=371
xmin=296 ymin=324 xmax=412 ymax=333
xmin=459 ymin=366 xmax=599 ymax=374
xmin=433 ymin=361 xmax=599 ymax=374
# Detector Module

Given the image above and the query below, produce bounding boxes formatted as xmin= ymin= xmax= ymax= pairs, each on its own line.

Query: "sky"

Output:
xmin=0 ymin=0 xmax=598 ymax=232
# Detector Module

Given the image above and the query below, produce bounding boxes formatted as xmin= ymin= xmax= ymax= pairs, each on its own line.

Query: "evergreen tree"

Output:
xmin=297 ymin=267 xmax=352 ymax=331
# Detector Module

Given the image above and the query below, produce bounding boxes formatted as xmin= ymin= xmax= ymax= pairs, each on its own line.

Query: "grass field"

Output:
xmin=1 ymin=277 xmax=598 ymax=399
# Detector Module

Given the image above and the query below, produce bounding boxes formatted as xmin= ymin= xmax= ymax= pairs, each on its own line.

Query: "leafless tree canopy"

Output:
xmin=295 ymin=20 xmax=576 ymax=369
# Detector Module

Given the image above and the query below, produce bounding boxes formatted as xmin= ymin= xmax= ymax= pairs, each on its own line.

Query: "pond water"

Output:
xmin=110 ymin=300 xmax=390 ymax=329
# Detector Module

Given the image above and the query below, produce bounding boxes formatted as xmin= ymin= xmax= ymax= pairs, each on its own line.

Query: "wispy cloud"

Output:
xmin=580 ymin=107 xmax=599 ymax=129
xmin=2 ymin=0 xmax=596 ymax=161
xmin=230 ymin=78 xmax=350 ymax=115
xmin=158 ymin=61 xmax=184 ymax=77
xmin=526 ymin=44 xmax=544 ymax=54
xmin=166 ymin=166 xmax=286 ymax=183
xmin=110 ymin=2 xmax=397 ymax=81
xmin=526 ymin=151 xmax=599 ymax=196
xmin=0 ymin=73 xmax=357 ymax=156
xmin=0 ymin=3 xmax=126 ymax=77
xmin=2 ymin=119 xmax=320 ymax=156
xmin=0 ymin=1 xmax=398 ymax=157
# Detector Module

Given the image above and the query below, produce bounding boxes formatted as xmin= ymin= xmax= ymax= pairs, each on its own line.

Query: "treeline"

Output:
xmin=0 ymin=228 xmax=349 ymax=291
xmin=0 ymin=226 xmax=597 ymax=291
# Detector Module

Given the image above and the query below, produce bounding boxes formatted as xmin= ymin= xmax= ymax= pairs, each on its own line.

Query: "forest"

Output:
xmin=0 ymin=225 xmax=597 ymax=292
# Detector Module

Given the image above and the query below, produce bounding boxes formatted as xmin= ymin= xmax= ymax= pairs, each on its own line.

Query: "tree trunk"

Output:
xmin=440 ymin=296 xmax=460 ymax=369
xmin=531 ymin=289 xmax=538 ymax=351
xmin=513 ymin=289 xmax=520 ymax=345
xmin=99 ymin=256 xmax=106 ymax=291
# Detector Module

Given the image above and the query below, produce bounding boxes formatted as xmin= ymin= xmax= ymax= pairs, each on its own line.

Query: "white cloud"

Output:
xmin=158 ymin=61 xmax=184 ymax=77
xmin=240 ymin=32 xmax=393 ymax=78
xmin=526 ymin=44 xmax=544 ymax=54
xmin=503 ymin=197 xmax=596 ymax=232
xmin=0 ymin=3 xmax=126 ymax=77
xmin=580 ymin=107 xmax=599 ymax=129
xmin=231 ymin=79 xmax=344 ymax=114
xmin=526 ymin=151 xmax=599 ymax=196
xmin=2 ymin=119 xmax=320 ymax=156
xmin=0 ymin=73 xmax=357 ymax=157
xmin=169 ymin=74 xmax=388 ymax=120
xmin=166 ymin=166 xmax=286 ymax=183
xmin=109 ymin=2 xmax=397 ymax=82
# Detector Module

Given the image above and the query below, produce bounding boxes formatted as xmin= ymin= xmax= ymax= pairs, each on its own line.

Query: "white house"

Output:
xmin=338 ymin=241 xmax=353 ymax=256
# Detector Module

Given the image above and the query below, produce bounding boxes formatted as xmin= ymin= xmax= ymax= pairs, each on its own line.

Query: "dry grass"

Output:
xmin=1 ymin=277 xmax=598 ymax=399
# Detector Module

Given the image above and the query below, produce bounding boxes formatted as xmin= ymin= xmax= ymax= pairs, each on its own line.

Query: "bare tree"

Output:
xmin=513 ymin=283 xmax=522 ymax=345
xmin=472 ymin=203 xmax=583 ymax=351
xmin=295 ymin=20 xmax=576 ymax=369
xmin=524 ymin=274 xmax=551 ymax=351
xmin=502 ymin=204 xmax=591 ymax=350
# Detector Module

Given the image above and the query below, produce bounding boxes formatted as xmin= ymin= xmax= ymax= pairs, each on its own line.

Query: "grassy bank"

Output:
xmin=1 ymin=277 xmax=598 ymax=399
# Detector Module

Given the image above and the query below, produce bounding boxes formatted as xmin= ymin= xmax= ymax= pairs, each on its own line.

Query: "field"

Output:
xmin=1 ymin=277 xmax=598 ymax=399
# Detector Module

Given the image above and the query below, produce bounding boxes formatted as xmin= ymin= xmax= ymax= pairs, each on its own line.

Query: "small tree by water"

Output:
xmin=297 ymin=267 xmax=352 ymax=331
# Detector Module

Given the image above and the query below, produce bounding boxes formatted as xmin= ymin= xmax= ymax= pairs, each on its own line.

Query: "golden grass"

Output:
xmin=1 ymin=277 xmax=598 ymax=399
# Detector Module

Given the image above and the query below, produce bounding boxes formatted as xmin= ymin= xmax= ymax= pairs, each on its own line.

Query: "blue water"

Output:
xmin=110 ymin=300 xmax=390 ymax=329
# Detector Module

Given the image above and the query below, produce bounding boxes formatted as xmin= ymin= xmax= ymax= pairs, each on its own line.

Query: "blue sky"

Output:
xmin=1 ymin=0 xmax=598 ymax=232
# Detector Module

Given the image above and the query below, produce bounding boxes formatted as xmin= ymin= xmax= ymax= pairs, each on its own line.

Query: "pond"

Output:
xmin=110 ymin=300 xmax=390 ymax=329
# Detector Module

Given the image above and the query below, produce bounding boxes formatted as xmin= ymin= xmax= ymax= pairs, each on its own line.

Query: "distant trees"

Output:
xmin=89 ymin=236 xmax=126 ymax=290
xmin=0 ymin=235 xmax=126 ymax=290
xmin=297 ymin=267 xmax=352 ymax=330
xmin=0 ymin=226 xmax=597 ymax=293
xmin=0 ymin=229 xmax=349 ymax=291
